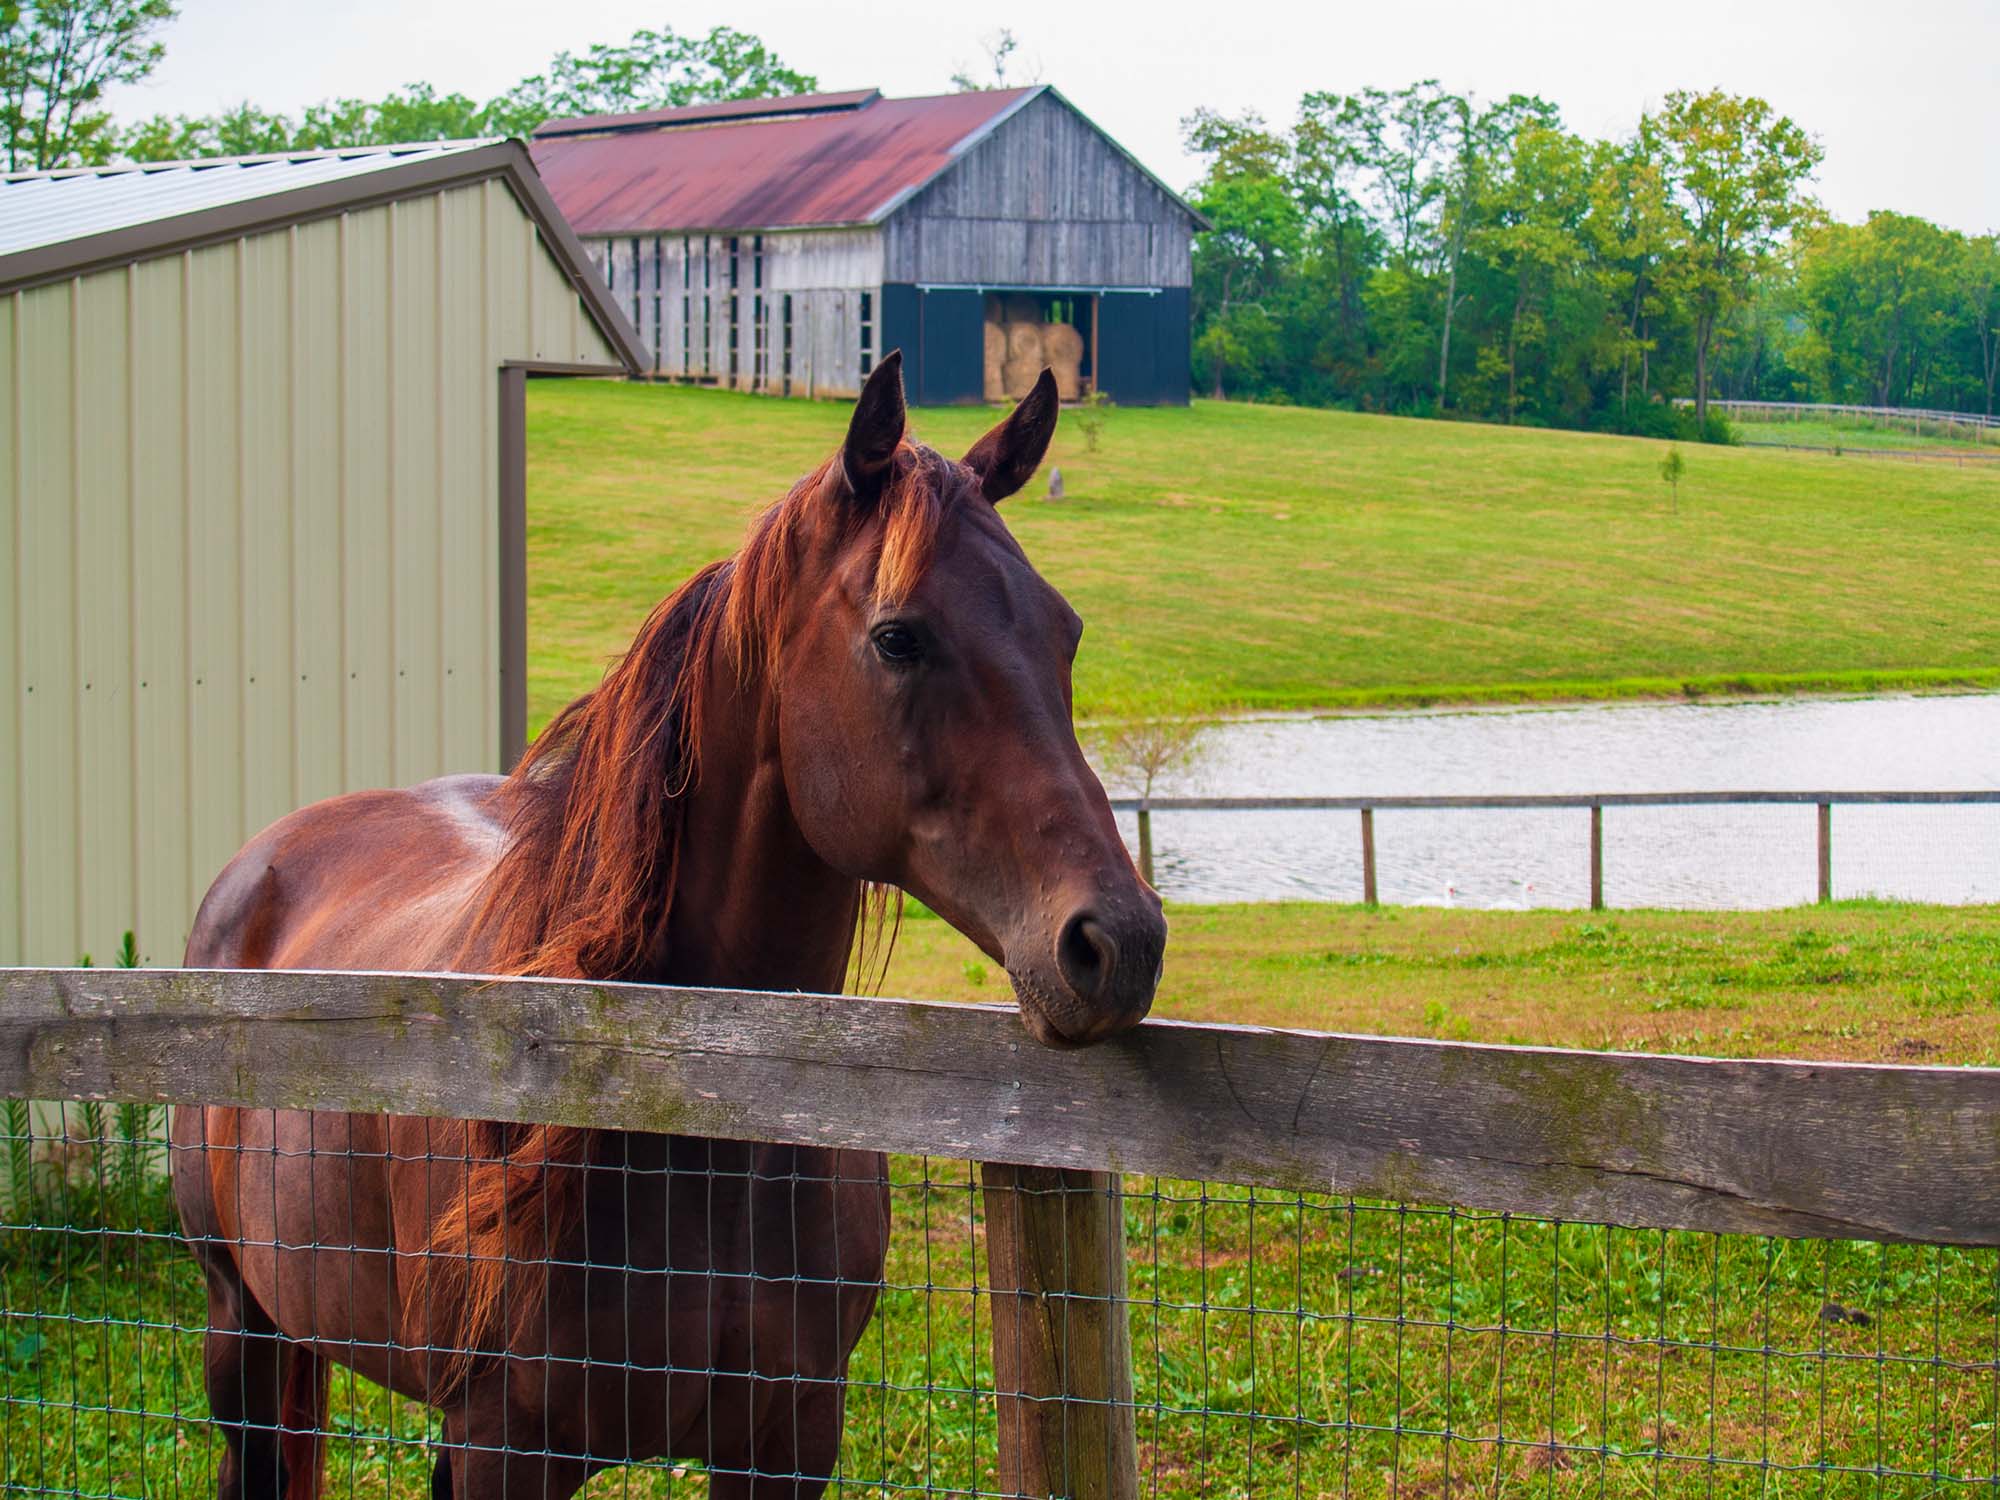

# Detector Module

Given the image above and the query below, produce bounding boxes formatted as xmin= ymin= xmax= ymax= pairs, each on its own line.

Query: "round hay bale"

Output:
xmin=1042 ymin=322 xmax=1085 ymax=401
xmin=983 ymin=321 xmax=1006 ymax=401
xmin=1043 ymin=322 xmax=1084 ymax=365
xmin=983 ymin=294 xmax=1004 ymax=325
xmin=1005 ymin=321 xmax=1045 ymax=363
xmin=1001 ymin=356 xmax=1042 ymax=400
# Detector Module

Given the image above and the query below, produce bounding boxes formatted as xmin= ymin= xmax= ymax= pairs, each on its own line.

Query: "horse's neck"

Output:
xmin=652 ymin=659 xmax=861 ymax=995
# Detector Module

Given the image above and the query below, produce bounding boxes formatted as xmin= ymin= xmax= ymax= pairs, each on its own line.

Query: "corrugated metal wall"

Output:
xmin=0 ymin=177 xmax=620 ymax=966
xmin=594 ymin=228 xmax=882 ymax=398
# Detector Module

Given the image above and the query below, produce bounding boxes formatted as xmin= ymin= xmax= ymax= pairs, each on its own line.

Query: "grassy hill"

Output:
xmin=526 ymin=383 xmax=2000 ymax=727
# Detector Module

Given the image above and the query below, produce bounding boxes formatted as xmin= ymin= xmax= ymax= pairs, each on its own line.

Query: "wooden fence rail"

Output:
xmin=1111 ymin=789 xmax=2000 ymax=907
xmin=4 ymin=964 xmax=1996 ymax=1498
xmin=2 ymin=965 xmax=1996 ymax=1246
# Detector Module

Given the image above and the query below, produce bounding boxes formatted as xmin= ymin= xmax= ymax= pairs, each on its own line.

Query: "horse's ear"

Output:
xmin=963 ymin=368 xmax=1059 ymax=504
xmin=841 ymin=350 xmax=906 ymax=498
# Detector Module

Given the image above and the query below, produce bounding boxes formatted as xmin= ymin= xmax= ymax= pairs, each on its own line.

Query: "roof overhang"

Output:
xmin=0 ymin=140 xmax=648 ymax=375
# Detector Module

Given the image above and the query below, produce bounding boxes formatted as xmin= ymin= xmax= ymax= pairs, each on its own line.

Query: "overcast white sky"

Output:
xmin=105 ymin=0 xmax=1998 ymax=233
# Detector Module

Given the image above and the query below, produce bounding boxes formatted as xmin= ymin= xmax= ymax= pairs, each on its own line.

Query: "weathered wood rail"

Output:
xmin=1108 ymin=789 xmax=2000 ymax=907
xmin=4 ymin=964 xmax=1997 ymax=1499
xmin=3 ymin=965 xmax=1996 ymax=1246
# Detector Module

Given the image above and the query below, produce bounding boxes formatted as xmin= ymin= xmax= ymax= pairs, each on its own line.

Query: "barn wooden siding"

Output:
xmin=595 ymin=228 xmax=881 ymax=398
xmin=884 ymin=91 xmax=1194 ymax=289
xmin=0 ymin=179 xmax=620 ymax=968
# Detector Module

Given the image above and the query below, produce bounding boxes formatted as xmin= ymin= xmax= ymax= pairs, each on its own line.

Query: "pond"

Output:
xmin=1106 ymin=694 xmax=2000 ymax=909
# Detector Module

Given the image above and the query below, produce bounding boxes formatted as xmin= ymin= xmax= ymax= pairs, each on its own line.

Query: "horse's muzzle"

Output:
xmin=1010 ymin=894 xmax=1166 ymax=1047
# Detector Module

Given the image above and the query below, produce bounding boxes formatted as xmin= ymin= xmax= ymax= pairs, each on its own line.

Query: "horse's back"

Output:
xmin=185 ymin=772 xmax=510 ymax=972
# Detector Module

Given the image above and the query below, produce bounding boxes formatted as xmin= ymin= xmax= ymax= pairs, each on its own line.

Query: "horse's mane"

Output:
xmin=416 ymin=439 xmax=950 ymax=1390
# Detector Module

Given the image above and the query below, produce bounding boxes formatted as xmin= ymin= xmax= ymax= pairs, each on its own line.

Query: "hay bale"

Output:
xmin=983 ymin=293 xmax=1004 ymax=325
xmin=983 ymin=321 xmax=1006 ymax=402
xmin=1043 ymin=322 xmax=1085 ymax=400
xmin=1001 ymin=356 xmax=1042 ymax=400
xmin=1005 ymin=321 xmax=1045 ymax=363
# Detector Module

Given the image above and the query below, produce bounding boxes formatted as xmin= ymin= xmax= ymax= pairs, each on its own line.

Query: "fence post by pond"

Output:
xmin=1136 ymin=805 xmax=1154 ymax=887
xmin=1360 ymin=806 xmax=1378 ymax=906
xmin=1589 ymin=803 xmax=1604 ymax=911
xmin=1818 ymin=802 xmax=1832 ymax=903
xmin=980 ymin=1163 xmax=1139 ymax=1500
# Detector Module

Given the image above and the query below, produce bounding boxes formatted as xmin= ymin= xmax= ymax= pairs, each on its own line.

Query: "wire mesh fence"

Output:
xmin=4 ymin=1101 xmax=1997 ymax=1499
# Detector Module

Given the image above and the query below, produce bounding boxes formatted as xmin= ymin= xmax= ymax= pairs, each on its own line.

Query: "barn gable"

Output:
xmin=883 ymin=88 xmax=1200 ymax=288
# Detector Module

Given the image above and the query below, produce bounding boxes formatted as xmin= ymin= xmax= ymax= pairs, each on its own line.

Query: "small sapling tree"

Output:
xmin=1082 ymin=676 xmax=1215 ymax=885
xmin=1659 ymin=445 xmax=1685 ymax=512
xmin=1072 ymin=388 xmax=1114 ymax=453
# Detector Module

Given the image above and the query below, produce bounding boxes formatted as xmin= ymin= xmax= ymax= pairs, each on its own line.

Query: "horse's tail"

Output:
xmin=408 ymin=1121 xmax=593 ymax=1397
xmin=280 ymin=1345 xmax=329 ymax=1500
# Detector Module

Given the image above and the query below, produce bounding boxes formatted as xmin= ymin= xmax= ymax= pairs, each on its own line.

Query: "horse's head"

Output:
xmin=756 ymin=352 xmax=1164 ymax=1046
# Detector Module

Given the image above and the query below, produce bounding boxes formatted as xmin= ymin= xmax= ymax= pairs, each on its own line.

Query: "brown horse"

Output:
xmin=170 ymin=354 xmax=1165 ymax=1500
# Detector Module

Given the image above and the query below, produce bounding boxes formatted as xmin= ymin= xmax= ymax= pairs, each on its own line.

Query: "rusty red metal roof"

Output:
xmin=529 ymin=87 xmax=1042 ymax=233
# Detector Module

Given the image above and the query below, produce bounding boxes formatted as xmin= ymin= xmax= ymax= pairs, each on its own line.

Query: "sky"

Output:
xmin=104 ymin=0 xmax=1999 ymax=234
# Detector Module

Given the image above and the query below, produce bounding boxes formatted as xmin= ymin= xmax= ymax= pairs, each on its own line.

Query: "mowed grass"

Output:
xmin=881 ymin=899 xmax=2000 ymax=1065
xmin=526 ymin=382 xmax=2000 ymax=725
xmin=9 ymin=903 xmax=1999 ymax=1497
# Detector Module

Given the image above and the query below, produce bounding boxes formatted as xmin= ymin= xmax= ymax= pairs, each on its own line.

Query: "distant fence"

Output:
xmin=1678 ymin=398 xmax=2000 ymax=432
xmin=2 ymin=967 xmax=1999 ymax=1497
xmin=1109 ymin=790 xmax=2000 ymax=908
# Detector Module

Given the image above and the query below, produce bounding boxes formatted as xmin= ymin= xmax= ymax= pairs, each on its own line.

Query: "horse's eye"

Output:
xmin=871 ymin=623 xmax=923 ymax=665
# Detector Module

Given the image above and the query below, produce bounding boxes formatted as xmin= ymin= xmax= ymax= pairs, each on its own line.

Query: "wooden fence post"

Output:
xmin=1360 ymin=807 xmax=1378 ymax=906
xmin=1135 ymin=805 xmax=1154 ymax=888
xmin=981 ymin=1163 xmax=1138 ymax=1500
xmin=1589 ymin=803 xmax=1604 ymax=911
xmin=1817 ymin=802 xmax=1832 ymax=904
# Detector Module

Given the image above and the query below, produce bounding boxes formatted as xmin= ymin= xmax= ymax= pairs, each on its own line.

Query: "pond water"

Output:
xmin=1106 ymin=694 xmax=2000 ymax=909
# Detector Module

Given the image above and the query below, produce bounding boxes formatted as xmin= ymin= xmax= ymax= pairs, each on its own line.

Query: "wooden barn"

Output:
xmin=0 ymin=141 xmax=644 ymax=966
xmin=531 ymin=86 xmax=1205 ymax=405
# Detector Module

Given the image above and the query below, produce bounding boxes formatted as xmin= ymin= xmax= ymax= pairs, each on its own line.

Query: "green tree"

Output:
xmin=118 ymin=23 xmax=816 ymax=160
xmin=1466 ymin=118 xmax=1588 ymax=421
xmin=1647 ymin=89 xmax=1821 ymax=426
xmin=1659 ymin=445 xmax=1685 ymax=511
xmin=1586 ymin=136 xmax=1679 ymax=413
xmin=1963 ymin=235 xmax=2000 ymax=418
xmin=483 ymin=24 xmax=816 ymax=136
xmin=1 ymin=0 xmax=174 ymax=169
xmin=1183 ymin=110 xmax=1302 ymax=398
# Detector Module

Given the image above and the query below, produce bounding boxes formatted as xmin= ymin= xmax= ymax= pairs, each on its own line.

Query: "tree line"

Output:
xmin=1185 ymin=84 xmax=2000 ymax=430
xmin=8 ymin=6 xmax=1994 ymax=428
xmin=1 ymin=3 xmax=814 ymax=170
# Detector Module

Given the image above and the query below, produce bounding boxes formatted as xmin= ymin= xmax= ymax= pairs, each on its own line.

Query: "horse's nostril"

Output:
xmin=1057 ymin=913 xmax=1118 ymax=1002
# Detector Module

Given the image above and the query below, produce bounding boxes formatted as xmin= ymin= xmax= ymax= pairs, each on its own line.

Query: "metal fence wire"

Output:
xmin=4 ymin=1102 xmax=1996 ymax=1499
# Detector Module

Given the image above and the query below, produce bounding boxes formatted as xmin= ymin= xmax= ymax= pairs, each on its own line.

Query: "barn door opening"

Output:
xmin=982 ymin=291 xmax=1091 ymax=403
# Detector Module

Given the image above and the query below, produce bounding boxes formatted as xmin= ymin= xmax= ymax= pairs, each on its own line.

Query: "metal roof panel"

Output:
xmin=528 ymin=88 xmax=1041 ymax=233
xmin=0 ymin=143 xmax=489 ymax=258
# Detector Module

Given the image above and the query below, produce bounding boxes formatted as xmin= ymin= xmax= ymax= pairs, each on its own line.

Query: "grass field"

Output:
xmin=7 ymin=904 xmax=1997 ymax=1497
xmin=526 ymin=383 xmax=2000 ymax=726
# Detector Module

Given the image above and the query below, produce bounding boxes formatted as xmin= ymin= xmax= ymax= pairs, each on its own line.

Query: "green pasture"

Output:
xmin=525 ymin=383 xmax=2000 ymax=727
xmin=7 ymin=902 xmax=1998 ymax=1496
